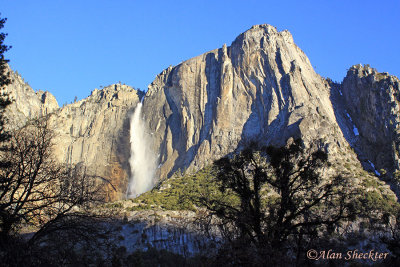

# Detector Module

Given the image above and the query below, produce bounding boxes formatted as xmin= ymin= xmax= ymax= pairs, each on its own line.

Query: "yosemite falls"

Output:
xmin=7 ymin=25 xmax=400 ymax=200
xmin=126 ymin=102 xmax=158 ymax=198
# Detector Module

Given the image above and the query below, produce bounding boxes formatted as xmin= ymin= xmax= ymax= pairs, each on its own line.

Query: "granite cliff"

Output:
xmin=3 ymin=67 xmax=59 ymax=126
xmin=339 ymin=65 xmax=400 ymax=192
xmin=341 ymin=65 xmax=400 ymax=174
xmin=48 ymin=84 xmax=143 ymax=199
xmin=143 ymin=25 xmax=351 ymax=180
xmin=3 ymin=72 xmax=142 ymax=199
xmin=4 ymin=24 xmax=400 ymax=199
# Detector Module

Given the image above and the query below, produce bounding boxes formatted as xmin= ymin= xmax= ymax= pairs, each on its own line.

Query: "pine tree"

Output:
xmin=0 ymin=15 xmax=11 ymax=87
xmin=0 ymin=14 xmax=12 ymax=167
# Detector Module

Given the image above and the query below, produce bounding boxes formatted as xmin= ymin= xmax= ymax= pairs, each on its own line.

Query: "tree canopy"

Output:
xmin=196 ymin=139 xmax=360 ymax=265
xmin=0 ymin=14 xmax=12 ymax=151
xmin=0 ymin=14 xmax=11 ymax=88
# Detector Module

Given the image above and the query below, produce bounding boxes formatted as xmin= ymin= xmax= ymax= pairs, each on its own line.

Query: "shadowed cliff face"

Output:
xmin=142 ymin=24 xmax=349 ymax=179
xmin=341 ymin=65 xmax=400 ymax=177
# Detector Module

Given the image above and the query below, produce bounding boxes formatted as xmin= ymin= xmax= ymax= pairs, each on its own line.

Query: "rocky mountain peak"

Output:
xmin=233 ymin=24 xmax=293 ymax=45
xmin=3 ymin=65 xmax=59 ymax=127
xmin=48 ymin=84 xmax=142 ymax=200
xmin=141 ymin=23 xmax=346 ymax=180
xmin=4 ymin=25 xmax=400 ymax=200
xmin=37 ymin=90 xmax=59 ymax=112
xmin=347 ymin=64 xmax=398 ymax=84
xmin=4 ymin=71 xmax=143 ymax=199
xmin=341 ymin=64 xmax=400 ymax=181
xmin=89 ymin=83 xmax=143 ymax=102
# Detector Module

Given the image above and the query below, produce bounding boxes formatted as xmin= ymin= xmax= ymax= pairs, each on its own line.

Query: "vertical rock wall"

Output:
xmin=142 ymin=25 xmax=348 ymax=180
xmin=49 ymin=84 xmax=142 ymax=199
xmin=342 ymin=64 xmax=400 ymax=176
xmin=5 ymin=25 xmax=400 ymax=199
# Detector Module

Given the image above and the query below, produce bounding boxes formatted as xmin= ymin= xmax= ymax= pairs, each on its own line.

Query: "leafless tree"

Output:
xmin=0 ymin=117 xmax=107 ymax=251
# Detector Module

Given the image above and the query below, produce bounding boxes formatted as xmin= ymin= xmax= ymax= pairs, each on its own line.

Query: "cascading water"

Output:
xmin=126 ymin=101 xmax=158 ymax=198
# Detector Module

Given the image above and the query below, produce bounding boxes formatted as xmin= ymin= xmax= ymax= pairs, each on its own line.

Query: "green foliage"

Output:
xmin=353 ymin=189 xmax=399 ymax=226
xmin=362 ymin=176 xmax=380 ymax=188
xmin=394 ymin=170 xmax=400 ymax=184
xmin=192 ymin=140 xmax=367 ymax=265
xmin=0 ymin=14 xmax=12 ymax=150
xmin=364 ymin=191 xmax=388 ymax=211
xmin=131 ymin=166 xmax=222 ymax=211
xmin=0 ymin=14 xmax=11 ymax=87
xmin=350 ymin=175 xmax=399 ymax=221
xmin=129 ymin=147 xmax=399 ymax=224
xmin=344 ymin=162 xmax=352 ymax=170
xmin=105 ymin=202 xmax=123 ymax=209
xmin=359 ymin=173 xmax=398 ymax=212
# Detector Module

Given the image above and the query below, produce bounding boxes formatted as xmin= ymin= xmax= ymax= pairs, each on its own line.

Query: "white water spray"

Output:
xmin=126 ymin=102 xmax=158 ymax=198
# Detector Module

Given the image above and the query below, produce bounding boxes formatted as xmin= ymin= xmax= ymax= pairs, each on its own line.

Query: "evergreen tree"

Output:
xmin=197 ymin=139 xmax=359 ymax=265
xmin=0 ymin=14 xmax=12 ymax=149
xmin=0 ymin=15 xmax=11 ymax=87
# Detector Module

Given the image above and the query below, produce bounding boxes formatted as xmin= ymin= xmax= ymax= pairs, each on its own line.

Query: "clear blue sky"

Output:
xmin=2 ymin=0 xmax=399 ymax=105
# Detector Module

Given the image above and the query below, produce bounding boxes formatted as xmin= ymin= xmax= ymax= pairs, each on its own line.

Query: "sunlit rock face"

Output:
xmin=3 ymin=68 xmax=143 ymax=200
xmin=48 ymin=84 xmax=143 ymax=200
xmin=2 ymin=66 xmax=59 ymax=127
xmin=142 ymin=24 xmax=349 ymax=180
xmin=5 ymin=25 xmax=400 ymax=199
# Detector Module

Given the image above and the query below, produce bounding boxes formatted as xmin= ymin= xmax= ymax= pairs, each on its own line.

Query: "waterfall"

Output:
xmin=126 ymin=102 xmax=157 ymax=198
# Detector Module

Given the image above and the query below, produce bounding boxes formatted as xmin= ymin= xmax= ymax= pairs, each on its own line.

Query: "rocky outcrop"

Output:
xmin=3 ymin=67 xmax=59 ymax=126
xmin=340 ymin=64 xmax=400 ymax=177
xmin=113 ymin=210 xmax=217 ymax=256
xmin=3 ymin=66 xmax=143 ymax=199
xmin=143 ymin=24 xmax=350 ymax=179
xmin=49 ymin=84 xmax=143 ymax=200
xmin=4 ymin=25 xmax=400 ymax=200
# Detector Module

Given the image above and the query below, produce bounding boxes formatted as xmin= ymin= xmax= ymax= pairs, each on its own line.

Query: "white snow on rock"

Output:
xmin=368 ymin=160 xmax=381 ymax=176
xmin=353 ymin=126 xmax=359 ymax=136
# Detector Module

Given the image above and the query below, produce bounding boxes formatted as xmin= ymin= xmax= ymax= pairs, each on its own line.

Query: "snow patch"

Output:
xmin=368 ymin=160 xmax=381 ymax=176
xmin=346 ymin=113 xmax=352 ymax=122
xmin=346 ymin=112 xmax=359 ymax=136
xmin=353 ymin=126 xmax=359 ymax=136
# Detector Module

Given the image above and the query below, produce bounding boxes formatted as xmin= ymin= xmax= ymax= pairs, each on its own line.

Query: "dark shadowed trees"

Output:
xmin=381 ymin=210 xmax=400 ymax=265
xmin=0 ymin=117 xmax=114 ymax=267
xmin=0 ymin=14 xmax=11 ymax=88
xmin=0 ymin=117 xmax=106 ymax=247
xmin=0 ymin=14 xmax=12 ymax=164
xmin=0 ymin=15 xmax=115 ymax=266
xmin=196 ymin=139 xmax=359 ymax=265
